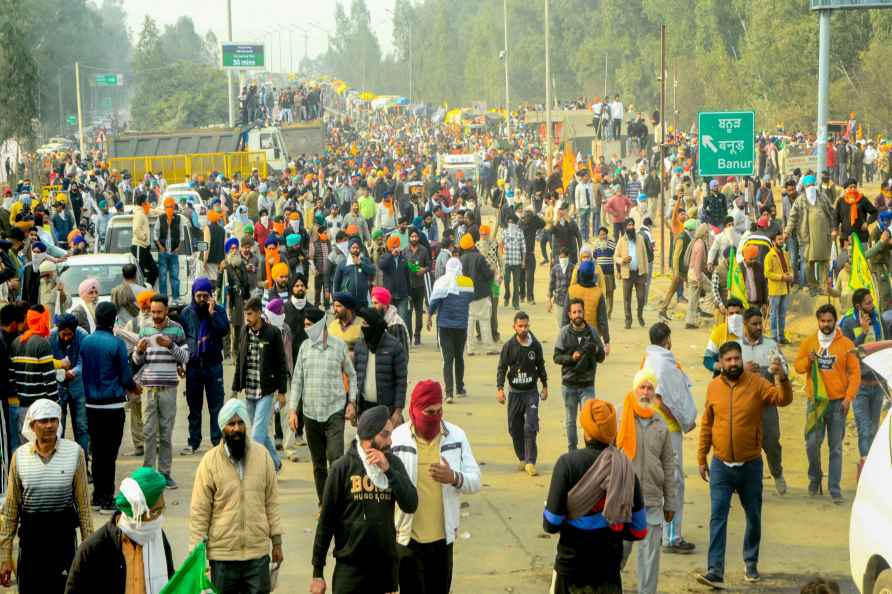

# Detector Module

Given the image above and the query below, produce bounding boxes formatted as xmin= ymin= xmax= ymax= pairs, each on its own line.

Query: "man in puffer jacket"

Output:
xmin=353 ymin=308 xmax=407 ymax=427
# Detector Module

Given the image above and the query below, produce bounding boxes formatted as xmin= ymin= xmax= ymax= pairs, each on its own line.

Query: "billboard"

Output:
xmin=221 ymin=43 xmax=265 ymax=69
xmin=811 ymin=0 xmax=892 ymax=8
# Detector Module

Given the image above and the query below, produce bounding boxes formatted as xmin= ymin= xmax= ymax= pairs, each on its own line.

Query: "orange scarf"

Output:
xmin=616 ymin=390 xmax=654 ymax=460
xmin=844 ymin=188 xmax=863 ymax=227
xmin=264 ymin=246 xmax=280 ymax=289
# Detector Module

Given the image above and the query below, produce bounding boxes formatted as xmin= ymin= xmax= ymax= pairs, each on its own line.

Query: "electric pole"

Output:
xmin=75 ymin=62 xmax=85 ymax=154
xmin=226 ymin=0 xmax=235 ymax=127
xmin=659 ymin=24 xmax=667 ymax=275
xmin=545 ymin=0 xmax=552 ymax=175
xmin=503 ymin=0 xmax=510 ymax=138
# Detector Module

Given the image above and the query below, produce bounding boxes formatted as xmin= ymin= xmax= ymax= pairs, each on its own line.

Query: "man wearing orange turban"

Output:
xmin=741 ymin=242 xmax=768 ymax=309
xmin=203 ymin=207 xmax=227 ymax=284
xmin=544 ymin=398 xmax=647 ymax=593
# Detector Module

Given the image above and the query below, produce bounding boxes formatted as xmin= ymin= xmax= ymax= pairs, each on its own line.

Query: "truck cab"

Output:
xmin=244 ymin=127 xmax=289 ymax=173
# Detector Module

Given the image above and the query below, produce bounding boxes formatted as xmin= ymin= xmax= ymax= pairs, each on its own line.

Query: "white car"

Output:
xmin=850 ymin=341 xmax=892 ymax=593
xmin=58 ymin=253 xmax=151 ymax=309
xmin=161 ymin=188 xmax=207 ymax=227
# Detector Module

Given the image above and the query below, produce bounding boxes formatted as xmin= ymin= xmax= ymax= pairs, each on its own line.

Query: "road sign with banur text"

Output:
xmin=698 ymin=111 xmax=755 ymax=177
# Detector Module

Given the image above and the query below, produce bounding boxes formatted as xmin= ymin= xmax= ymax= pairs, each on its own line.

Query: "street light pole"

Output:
xmin=544 ymin=0 xmax=552 ymax=176
xmin=503 ymin=0 xmax=511 ymax=138
xmin=75 ymin=62 xmax=85 ymax=155
xmin=226 ymin=0 xmax=235 ymax=127
xmin=816 ymin=9 xmax=831 ymax=176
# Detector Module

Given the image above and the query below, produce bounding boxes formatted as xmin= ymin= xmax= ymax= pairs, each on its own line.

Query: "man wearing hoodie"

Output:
xmin=310 ymin=405 xmax=418 ymax=594
xmin=643 ymin=323 xmax=697 ymax=555
xmin=553 ymin=298 xmax=606 ymax=451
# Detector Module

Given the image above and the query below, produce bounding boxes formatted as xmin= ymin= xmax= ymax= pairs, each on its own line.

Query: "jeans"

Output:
xmin=707 ymin=458 xmax=763 ymax=578
xmin=805 ymin=398 xmax=846 ymax=498
xmin=768 ymin=294 xmax=788 ymax=341
xmin=439 ymin=327 xmax=466 ymax=397
xmin=142 ymin=387 xmax=177 ymax=475
xmin=394 ymin=298 xmax=410 ymax=330
xmin=211 ymin=555 xmax=271 ymax=594
xmin=786 ymin=234 xmax=805 ymax=287
xmin=246 ymin=394 xmax=280 ymax=470
xmin=507 ymin=390 xmax=539 ymax=464
xmin=578 ymin=208 xmax=591 ymax=240
xmin=853 ymin=382 xmax=884 ymax=458
xmin=87 ymin=407 xmax=125 ymax=504
xmin=398 ymin=539 xmax=453 ymax=594
xmin=59 ymin=385 xmax=89 ymax=454
xmin=7 ymin=405 xmax=20 ymax=451
xmin=185 ymin=362 xmax=225 ymax=449
xmin=505 ymin=264 xmax=522 ymax=307
xmin=562 ymin=385 xmax=596 ymax=450
xmin=305 ymin=412 xmax=345 ymax=503
xmin=157 ymin=251 xmax=180 ymax=299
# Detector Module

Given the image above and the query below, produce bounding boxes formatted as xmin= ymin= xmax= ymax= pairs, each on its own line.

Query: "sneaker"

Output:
xmin=694 ymin=572 xmax=725 ymax=589
xmin=517 ymin=461 xmax=526 ymax=471
xmin=677 ymin=296 xmax=689 ymax=304
xmin=809 ymin=483 xmax=823 ymax=498
xmin=663 ymin=540 xmax=695 ymax=554
xmin=91 ymin=500 xmax=101 ymax=512
xmin=699 ymin=309 xmax=714 ymax=319
xmin=294 ymin=435 xmax=307 ymax=447
xmin=832 ymin=494 xmax=845 ymax=505
xmin=658 ymin=310 xmax=670 ymax=322
xmin=289 ymin=453 xmax=300 ymax=463
xmin=180 ymin=446 xmax=199 ymax=456
xmin=457 ymin=389 xmax=468 ymax=398
xmin=99 ymin=500 xmax=117 ymax=515
xmin=638 ymin=316 xmax=645 ymax=327
xmin=163 ymin=474 xmax=178 ymax=490
xmin=744 ymin=567 xmax=760 ymax=583
xmin=525 ymin=463 xmax=538 ymax=477
xmin=774 ymin=475 xmax=788 ymax=495
xmin=445 ymin=395 xmax=454 ymax=404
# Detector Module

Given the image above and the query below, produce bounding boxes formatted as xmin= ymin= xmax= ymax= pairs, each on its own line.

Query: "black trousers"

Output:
xmin=333 ymin=561 xmax=394 ymax=594
xmin=438 ymin=327 xmax=466 ymax=397
xmin=524 ymin=251 xmax=536 ymax=301
xmin=398 ymin=539 xmax=453 ymax=594
xmin=87 ymin=407 xmax=125 ymax=504
xmin=211 ymin=555 xmax=270 ymax=594
xmin=508 ymin=390 xmax=539 ymax=464
xmin=305 ymin=412 xmax=345 ymax=503
xmin=131 ymin=244 xmax=158 ymax=286
xmin=553 ymin=572 xmax=622 ymax=594
xmin=408 ymin=286 xmax=425 ymax=341
xmin=17 ymin=526 xmax=75 ymax=594
xmin=504 ymin=264 xmax=522 ymax=307
xmin=314 ymin=272 xmax=330 ymax=308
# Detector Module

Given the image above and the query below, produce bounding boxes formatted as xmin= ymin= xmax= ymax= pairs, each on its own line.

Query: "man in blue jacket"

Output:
xmin=333 ymin=237 xmax=375 ymax=307
xmin=81 ymin=302 xmax=141 ymax=512
xmin=377 ymin=235 xmax=411 ymax=327
xmin=179 ymin=277 xmax=230 ymax=455
xmin=49 ymin=314 xmax=89 ymax=455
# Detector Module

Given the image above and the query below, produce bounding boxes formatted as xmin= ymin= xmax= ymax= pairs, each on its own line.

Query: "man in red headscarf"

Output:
xmin=390 ymin=380 xmax=481 ymax=594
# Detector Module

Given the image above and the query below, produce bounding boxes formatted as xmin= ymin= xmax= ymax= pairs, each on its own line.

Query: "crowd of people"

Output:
xmin=0 ymin=77 xmax=877 ymax=594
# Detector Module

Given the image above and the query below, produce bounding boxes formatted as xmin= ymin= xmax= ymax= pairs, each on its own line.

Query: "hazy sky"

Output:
xmin=122 ymin=0 xmax=396 ymax=68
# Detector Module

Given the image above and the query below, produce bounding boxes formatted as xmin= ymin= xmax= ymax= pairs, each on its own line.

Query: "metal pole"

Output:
xmin=673 ymin=70 xmax=678 ymax=134
xmin=75 ymin=62 xmax=85 ymax=155
xmin=545 ymin=0 xmax=552 ymax=176
xmin=290 ymin=30 xmax=294 ymax=73
xmin=659 ymin=24 xmax=667 ymax=275
xmin=604 ymin=53 xmax=608 ymax=98
xmin=226 ymin=0 xmax=235 ymax=127
xmin=408 ymin=20 xmax=413 ymax=103
xmin=816 ymin=9 xmax=831 ymax=176
xmin=503 ymin=0 xmax=511 ymax=138
xmin=58 ymin=67 xmax=64 ymax=133
xmin=279 ymin=30 xmax=283 ymax=74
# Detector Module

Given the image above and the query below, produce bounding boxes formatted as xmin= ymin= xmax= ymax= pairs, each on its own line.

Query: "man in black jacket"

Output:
xmin=353 ymin=309 xmax=407 ymax=426
xmin=283 ymin=275 xmax=320 ymax=452
xmin=232 ymin=297 xmax=289 ymax=472
xmin=459 ymin=234 xmax=497 ymax=355
xmin=310 ymin=405 xmax=418 ymax=594
xmin=553 ymin=298 xmax=606 ymax=451
xmin=552 ymin=203 xmax=582 ymax=266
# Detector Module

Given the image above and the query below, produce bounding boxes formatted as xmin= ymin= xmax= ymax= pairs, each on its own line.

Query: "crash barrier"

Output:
xmin=109 ymin=151 xmax=268 ymax=181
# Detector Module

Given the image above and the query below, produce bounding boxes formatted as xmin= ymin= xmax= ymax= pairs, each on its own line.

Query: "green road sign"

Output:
xmin=222 ymin=43 xmax=265 ymax=69
xmin=811 ymin=0 xmax=892 ymax=9
xmin=697 ymin=111 xmax=755 ymax=177
xmin=95 ymin=73 xmax=120 ymax=87
xmin=67 ymin=115 xmax=77 ymax=126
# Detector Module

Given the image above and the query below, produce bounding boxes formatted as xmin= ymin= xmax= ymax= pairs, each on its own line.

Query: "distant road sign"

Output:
xmin=811 ymin=0 xmax=892 ymax=8
xmin=95 ymin=73 xmax=121 ymax=87
xmin=67 ymin=115 xmax=77 ymax=126
xmin=222 ymin=43 xmax=265 ymax=69
xmin=698 ymin=111 xmax=755 ymax=177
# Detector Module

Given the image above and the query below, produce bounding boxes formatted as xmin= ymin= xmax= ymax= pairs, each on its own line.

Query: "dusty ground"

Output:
xmin=1 ymin=238 xmax=861 ymax=594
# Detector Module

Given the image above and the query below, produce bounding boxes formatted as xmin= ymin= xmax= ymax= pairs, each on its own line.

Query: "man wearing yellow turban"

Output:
xmin=617 ymin=368 xmax=678 ymax=594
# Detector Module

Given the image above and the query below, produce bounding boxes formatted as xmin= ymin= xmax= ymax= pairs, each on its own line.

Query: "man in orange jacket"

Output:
xmin=793 ymin=303 xmax=860 ymax=504
xmin=695 ymin=340 xmax=792 ymax=588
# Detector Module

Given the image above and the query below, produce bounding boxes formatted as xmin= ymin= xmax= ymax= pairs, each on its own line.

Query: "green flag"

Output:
xmin=159 ymin=541 xmax=219 ymax=594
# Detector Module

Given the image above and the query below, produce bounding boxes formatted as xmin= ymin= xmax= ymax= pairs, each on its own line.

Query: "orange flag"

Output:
xmin=561 ymin=143 xmax=575 ymax=190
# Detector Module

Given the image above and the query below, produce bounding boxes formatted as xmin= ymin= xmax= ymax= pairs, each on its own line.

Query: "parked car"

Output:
xmin=58 ymin=253 xmax=151 ymax=309
xmin=850 ymin=341 xmax=892 ymax=593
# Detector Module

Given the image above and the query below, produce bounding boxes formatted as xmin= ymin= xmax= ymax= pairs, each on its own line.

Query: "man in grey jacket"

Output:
xmin=618 ymin=368 xmax=678 ymax=594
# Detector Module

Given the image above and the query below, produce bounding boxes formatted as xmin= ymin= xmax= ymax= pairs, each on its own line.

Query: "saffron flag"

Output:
xmin=848 ymin=234 xmax=879 ymax=308
xmin=561 ymin=143 xmax=575 ymax=191
xmin=159 ymin=542 xmax=219 ymax=594
xmin=726 ymin=248 xmax=750 ymax=309
xmin=804 ymin=360 xmax=830 ymax=438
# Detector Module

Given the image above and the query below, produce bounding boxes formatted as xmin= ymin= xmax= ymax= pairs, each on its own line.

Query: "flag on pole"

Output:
xmin=159 ymin=541 xmax=219 ymax=594
xmin=726 ymin=248 xmax=749 ymax=309
xmin=561 ymin=143 xmax=575 ymax=191
xmin=848 ymin=234 xmax=879 ymax=308
xmin=804 ymin=360 xmax=830 ymax=438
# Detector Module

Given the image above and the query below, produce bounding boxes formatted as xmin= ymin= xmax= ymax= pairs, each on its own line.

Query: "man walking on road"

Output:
xmin=614 ymin=217 xmax=651 ymax=329
xmin=497 ymin=311 xmax=548 ymax=476
xmin=695 ymin=341 xmax=792 ymax=588
xmin=392 ymin=380 xmax=482 ymax=594
xmin=794 ymin=303 xmax=859 ymax=503
xmin=310 ymin=405 xmax=418 ymax=594
xmin=553 ymin=298 xmax=606 ymax=451
xmin=290 ymin=310 xmax=358 ymax=505
xmin=132 ymin=295 xmax=189 ymax=488
xmin=190 ymin=399 xmax=283 ymax=594
xmin=180 ymin=277 xmax=230 ymax=455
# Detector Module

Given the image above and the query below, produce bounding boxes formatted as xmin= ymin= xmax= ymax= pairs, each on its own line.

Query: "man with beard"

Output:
xmin=695 ymin=341 xmax=792 ymax=589
xmin=329 ymin=292 xmax=363 ymax=353
xmin=310 ymin=405 xmax=417 ymax=594
xmin=353 ymin=308 xmax=407 ymax=424
xmin=614 ymin=217 xmax=651 ymax=329
xmin=262 ymin=262 xmax=291 ymax=309
xmin=371 ymin=286 xmax=410 ymax=357
xmin=403 ymin=228 xmax=431 ymax=345
xmin=220 ymin=237 xmax=251 ymax=360
xmin=283 ymin=275 xmax=321 ymax=457
xmin=191 ymin=399 xmax=283 ymax=594
xmin=333 ymin=237 xmax=375 ymax=308
xmin=794 ymin=304 xmax=859 ymax=504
